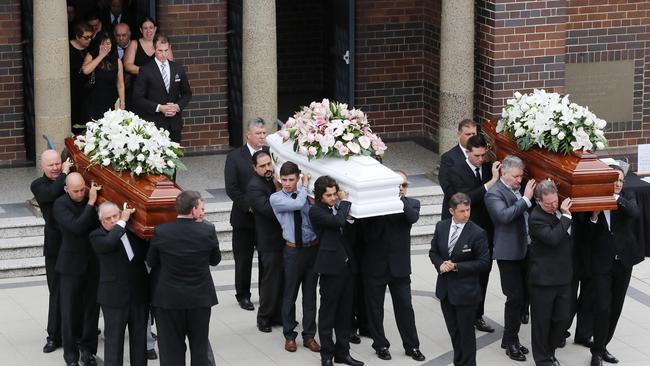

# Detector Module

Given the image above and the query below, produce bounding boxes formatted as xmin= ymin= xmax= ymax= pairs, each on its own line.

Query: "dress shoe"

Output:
xmin=146 ymin=349 xmax=158 ymax=360
xmin=474 ymin=317 xmax=495 ymax=333
xmin=322 ymin=359 xmax=334 ymax=366
xmin=304 ymin=338 xmax=321 ymax=352
xmin=375 ymin=347 xmax=391 ymax=360
xmin=501 ymin=342 xmax=529 ymax=354
xmin=591 ymin=355 xmax=603 ymax=366
xmin=574 ymin=337 xmax=594 ymax=348
xmin=285 ymin=339 xmax=297 ymax=352
xmin=602 ymin=351 xmax=619 ymax=364
xmin=239 ymin=298 xmax=255 ymax=311
xmin=520 ymin=313 xmax=529 ymax=324
xmin=257 ymin=322 xmax=272 ymax=333
xmin=334 ymin=354 xmax=364 ymax=366
xmin=80 ymin=351 xmax=97 ymax=366
xmin=349 ymin=333 xmax=361 ymax=344
xmin=43 ymin=338 xmax=61 ymax=353
xmin=406 ymin=348 xmax=426 ymax=361
xmin=505 ymin=344 xmax=526 ymax=361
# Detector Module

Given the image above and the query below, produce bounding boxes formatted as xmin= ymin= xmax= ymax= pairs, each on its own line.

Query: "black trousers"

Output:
xmin=155 ymin=307 xmax=211 ymax=366
xmin=591 ymin=260 xmax=632 ymax=356
xmin=319 ymin=268 xmax=354 ymax=360
xmin=352 ymin=270 xmax=368 ymax=335
xmin=568 ymin=275 xmax=593 ymax=341
xmin=45 ymin=256 xmax=62 ymax=343
xmin=476 ymin=257 xmax=493 ymax=319
xmin=529 ymin=284 xmax=571 ymax=366
xmin=497 ymin=259 xmax=527 ymax=345
xmin=102 ymin=303 xmax=148 ymax=366
xmin=60 ymin=272 xmax=100 ymax=364
xmin=364 ymin=273 xmax=419 ymax=351
xmin=257 ymin=251 xmax=284 ymax=325
xmin=440 ymin=297 xmax=477 ymax=366
xmin=232 ymin=228 xmax=256 ymax=301
xmin=282 ymin=245 xmax=318 ymax=341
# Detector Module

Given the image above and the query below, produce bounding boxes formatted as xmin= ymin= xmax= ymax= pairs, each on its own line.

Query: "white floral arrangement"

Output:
xmin=497 ymin=89 xmax=608 ymax=154
xmin=74 ymin=109 xmax=185 ymax=178
xmin=278 ymin=98 xmax=387 ymax=160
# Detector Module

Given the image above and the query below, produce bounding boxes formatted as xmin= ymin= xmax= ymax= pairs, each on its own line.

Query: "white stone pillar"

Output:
xmin=34 ymin=1 xmax=71 ymax=157
xmin=438 ymin=0 xmax=474 ymax=154
xmin=242 ymin=0 xmax=278 ymax=140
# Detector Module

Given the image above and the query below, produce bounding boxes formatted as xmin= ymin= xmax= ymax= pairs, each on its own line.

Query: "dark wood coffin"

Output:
xmin=482 ymin=119 xmax=618 ymax=212
xmin=64 ymin=137 xmax=181 ymax=239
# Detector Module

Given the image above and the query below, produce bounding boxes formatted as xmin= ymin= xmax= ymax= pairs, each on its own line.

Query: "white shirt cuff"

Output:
xmin=522 ymin=196 xmax=532 ymax=207
xmin=116 ymin=220 xmax=126 ymax=228
xmin=562 ymin=213 xmax=572 ymax=219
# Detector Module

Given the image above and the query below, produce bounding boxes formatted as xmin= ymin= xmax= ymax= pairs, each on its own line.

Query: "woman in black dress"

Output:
xmin=69 ymin=21 xmax=93 ymax=133
xmin=82 ymin=32 xmax=125 ymax=120
xmin=123 ymin=17 xmax=174 ymax=114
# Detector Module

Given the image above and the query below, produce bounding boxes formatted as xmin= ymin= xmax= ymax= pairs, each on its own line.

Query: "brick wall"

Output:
xmin=0 ymin=0 xmax=26 ymax=167
xmin=476 ymin=0 xmax=567 ymax=123
xmin=157 ymin=0 xmax=230 ymax=154
xmin=566 ymin=0 xmax=650 ymax=161
xmin=355 ymin=0 xmax=441 ymax=147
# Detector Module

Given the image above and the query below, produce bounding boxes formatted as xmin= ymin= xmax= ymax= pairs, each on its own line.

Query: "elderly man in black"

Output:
xmin=30 ymin=149 xmax=71 ymax=353
xmin=246 ymin=150 xmax=285 ymax=332
xmin=54 ymin=172 xmax=101 ymax=366
xmin=90 ymin=201 xmax=149 ymax=366
xmin=528 ymin=180 xmax=574 ymax=366
xmin=588 ymin=166 xmax=643 ymax=366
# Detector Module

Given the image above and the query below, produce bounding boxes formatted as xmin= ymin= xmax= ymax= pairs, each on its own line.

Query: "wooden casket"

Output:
xmin=64 ymin=137 xmax=181 ymax=239
xmin=482 ymin=118 xmax=618 ymax=212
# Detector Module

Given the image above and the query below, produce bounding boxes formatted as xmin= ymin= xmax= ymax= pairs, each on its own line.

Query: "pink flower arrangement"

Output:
xmin=279 ymin=98 xmax=387 ymax=160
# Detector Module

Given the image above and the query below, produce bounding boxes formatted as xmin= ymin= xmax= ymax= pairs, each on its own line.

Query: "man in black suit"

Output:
xmin=587 ymin=166 xmax=643 ymax=366
xmin=361 ymin=171 xmax=425 ymax=362
xmin=528 ymin=180 xmax=574 ymax=366
xmin=429 ymin=192 xmax=490 ymax=366
xmin=224 ymin=117 xmax=269 ymax=311
xmin=147 ymin=190 xmax=221 ymax=366
xmin=310 ymin=176 xmax=364 ymax=366
xmin=90 ymin=201 xmax=149 ymax=366
xmin=133 ymin=34 xmax=192 ymax=143
xmin=439 ymin=118 xmax=477 ymax=220
xmin=442 ymin=135 xmax=500 ymax=333
xmin=30 ymin=149 xmax=71 ymax=353
xmin=100 ymin=0 xmax=135 ymax=35
xmin=246 ymin=150 xmax=284 ymax=332
xmin=54 ymin=173 xmax=101 ymax=366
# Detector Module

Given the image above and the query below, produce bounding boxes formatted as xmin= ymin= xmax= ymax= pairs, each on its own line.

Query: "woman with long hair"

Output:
xmin=69 ymin=21 xmax=93 ymax=133
xmin=82 ymin=31 xmax=125 ymax=120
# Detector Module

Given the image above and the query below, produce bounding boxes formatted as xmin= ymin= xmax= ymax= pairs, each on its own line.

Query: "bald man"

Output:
xmin=54 ymin=173 xmax=102 ymax=366
xmin=30 ymin=150 xmax=72 ymax=353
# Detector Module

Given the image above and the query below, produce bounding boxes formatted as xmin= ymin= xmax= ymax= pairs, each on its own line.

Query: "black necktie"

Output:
xmin=291 ymin=193 xmax=303 ymax=247
xmin=475 ymin=167 xmax=482 ymax=185
xmin=112 ymin=16 xmax=118 ymax=26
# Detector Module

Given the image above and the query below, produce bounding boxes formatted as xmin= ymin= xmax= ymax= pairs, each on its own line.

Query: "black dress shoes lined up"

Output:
xmin=334 ymin=354 xmax=364 ymax=366
xmin=575 ymin=337 xmax=594 ymax=348
xmin=474 ymin=317 xmax=495 ymax=333
xmin=257 ymin=322 xmax=272 ymax=333
xmin=239 ymin=297 xmax=255 ymax=311
xmin=505 ymin=344 xmax=526 ymax=361
xmin=602 ymin=351 xmax=619 ymax=364
xmin=375 ymin=347 xmax=391 ymax=360
xmin=42 ymin=338 xmax=61 ymax=353
xmin=501 ymin=342 xmax=529 ymax=354
xmin=406 ymin=348 xmax=426 ymax=361
xmin=322 ymin=359 xmax=334 ymax=366
xmin=80 ymin=351 xmax=97 ymax=366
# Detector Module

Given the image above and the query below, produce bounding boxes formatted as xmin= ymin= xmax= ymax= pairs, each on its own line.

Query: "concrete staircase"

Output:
xmin=0 ymin=185 xmax=443 ymax=278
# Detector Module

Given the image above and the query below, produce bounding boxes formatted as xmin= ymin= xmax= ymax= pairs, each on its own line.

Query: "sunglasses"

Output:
xmin=79 ymin=35 xmax=92 ymax=40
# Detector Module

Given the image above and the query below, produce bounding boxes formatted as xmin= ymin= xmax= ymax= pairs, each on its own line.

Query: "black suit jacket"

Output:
xmin=90 ymin=225 xmax=149 ymax=307
xmin=438 ymin=144 xmax=466 ymax=206
xmin=246 ymin=174 xmax=284 ymax=253
xmin=53 ymin=194 xmax=99 ymax=275
xmin=224 ymin=145 xmax=270 ymax=229
xmin=147 ymin=218 xmax=221 ymax=309
xmin=441 ymin=160 xmax=494 ymax=238
xmin=587 ymin=191 xmax=642 ymax=274
xmin=31 ymin=173 xmax=67 ymax=257
xmin=133 ymin=60 xmax=192 ymax=133
xmin=528 ymin=206 xmax=574 ymax=286
xmin=310 ymin=201 xmax=357 ymax=275
xmin=99 ymin=11 xmax=136 ymax=36
xmin=429 ymin=219 xmax=490 ymax=305
xmin=362 ymin=197 xmax=420 ymax=278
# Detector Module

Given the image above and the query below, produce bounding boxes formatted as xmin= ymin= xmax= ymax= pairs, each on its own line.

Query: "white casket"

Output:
xmin=267 ymin=133 xmax=404 ymax=218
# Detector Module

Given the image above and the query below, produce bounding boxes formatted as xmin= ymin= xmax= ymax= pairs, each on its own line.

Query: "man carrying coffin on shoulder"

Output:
xmin=90 ymin=201 xmax=149 ymax=366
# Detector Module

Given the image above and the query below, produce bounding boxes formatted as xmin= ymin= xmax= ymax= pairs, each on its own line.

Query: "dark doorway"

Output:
xmin=227 ymin=0 xmax=243 ymax=147
xmin=276 ymin=0 xmax=355 ymax=123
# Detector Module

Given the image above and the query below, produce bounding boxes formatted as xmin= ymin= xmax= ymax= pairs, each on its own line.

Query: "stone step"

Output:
xmin=0 ymin=236 xmax=43 ymax=259
xmin=0 ymin=256 xmax=45 ymax=279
